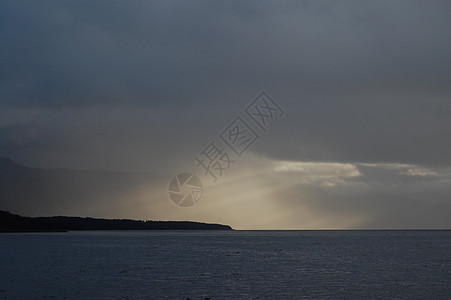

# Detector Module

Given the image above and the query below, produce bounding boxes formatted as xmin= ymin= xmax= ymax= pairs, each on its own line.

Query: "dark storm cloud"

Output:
xmin=1 ymin=0 xmax=451 ymax=169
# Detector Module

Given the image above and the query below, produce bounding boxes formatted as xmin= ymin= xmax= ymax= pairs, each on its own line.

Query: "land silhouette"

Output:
xmin=0 ymin=210 xmax=232 ymax=232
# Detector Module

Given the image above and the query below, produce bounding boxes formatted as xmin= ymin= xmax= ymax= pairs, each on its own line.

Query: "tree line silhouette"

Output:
xmin=0 ymin=210 xmax=232 ymax=232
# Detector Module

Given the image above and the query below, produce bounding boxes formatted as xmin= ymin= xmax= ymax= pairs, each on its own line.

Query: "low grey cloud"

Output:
xmin=1 ymin=0 xmax=450 ymax=169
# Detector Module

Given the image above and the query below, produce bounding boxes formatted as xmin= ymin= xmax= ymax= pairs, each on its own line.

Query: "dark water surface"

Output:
xmin=1 ymin=230 xmax=450 ymax=299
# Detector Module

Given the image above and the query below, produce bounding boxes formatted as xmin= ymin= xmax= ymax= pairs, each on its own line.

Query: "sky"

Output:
xmin=1 ymin=0 xmax=451 ymax=229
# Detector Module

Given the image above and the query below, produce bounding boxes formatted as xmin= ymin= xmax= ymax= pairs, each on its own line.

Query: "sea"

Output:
xmin=1 ymin=230 xmax=450 ymax=299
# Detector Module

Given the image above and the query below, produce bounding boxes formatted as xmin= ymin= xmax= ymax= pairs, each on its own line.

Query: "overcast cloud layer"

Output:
xmin=1 ymin=1 xmax=450 ymax=228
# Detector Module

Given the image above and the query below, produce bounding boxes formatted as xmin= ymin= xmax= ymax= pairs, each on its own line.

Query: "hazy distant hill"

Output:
xmin=0 ymin=210 xmax=232 ymax=231
xmin=0 ymin=157 xmax=167 ymax=217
